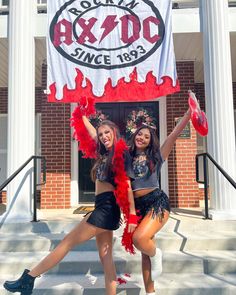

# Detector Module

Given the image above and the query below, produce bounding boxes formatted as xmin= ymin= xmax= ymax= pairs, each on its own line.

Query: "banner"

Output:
xmin=47 ymin=0 xmax=180 ymax=102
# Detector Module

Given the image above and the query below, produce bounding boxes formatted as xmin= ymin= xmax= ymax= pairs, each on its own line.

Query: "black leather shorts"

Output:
xmin=87 ymin=191 xmax=121 ymax=230
xmin=134 ymin=188 xmax=170 ymax=222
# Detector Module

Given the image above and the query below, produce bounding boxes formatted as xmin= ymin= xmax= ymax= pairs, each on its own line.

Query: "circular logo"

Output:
xmin=50 ymin=0 xmax=165 ymax=69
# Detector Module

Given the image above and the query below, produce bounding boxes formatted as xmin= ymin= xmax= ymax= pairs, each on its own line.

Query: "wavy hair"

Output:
xmin=129 ymin=125 xmax=162 ymax=173
xmin=91 ymin=120 xmax=121 ymax=182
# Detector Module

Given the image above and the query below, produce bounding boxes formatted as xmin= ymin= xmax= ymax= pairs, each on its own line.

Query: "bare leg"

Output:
xmin=29 ymin=213 xmax=107 ymax=277
xmin=142 ymin=253 xmax=154 ymax=293
xmin=96 ymin=231 xmax=116 ymax=295
xmin=132 ymin=210 xmax=169 ymax=292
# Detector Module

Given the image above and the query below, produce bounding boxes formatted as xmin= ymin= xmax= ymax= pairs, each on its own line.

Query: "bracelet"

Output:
xmin=128 ymin=214 xmax=138 ymax=225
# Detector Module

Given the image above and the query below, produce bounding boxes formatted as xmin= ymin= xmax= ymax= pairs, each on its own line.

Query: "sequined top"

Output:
xmin=96 ymin=152 xmax=134 ymax=186
xmin=131 ymin=152 xmax=163 ymax=191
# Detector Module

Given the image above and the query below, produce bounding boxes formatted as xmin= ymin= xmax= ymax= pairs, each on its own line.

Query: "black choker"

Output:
xmin=135 ymin=151 xmax=146 ymax=156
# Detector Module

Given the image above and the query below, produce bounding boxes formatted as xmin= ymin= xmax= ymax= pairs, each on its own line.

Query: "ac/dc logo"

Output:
xmin=50 ymin=0 xmax=165 ymax=69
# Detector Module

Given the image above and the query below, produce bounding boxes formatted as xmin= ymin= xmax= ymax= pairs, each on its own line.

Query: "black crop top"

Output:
xmin=96 ymin=151 xmax=134 ymax=186
xmin=131 ymin=152 xmax=163 ymax=191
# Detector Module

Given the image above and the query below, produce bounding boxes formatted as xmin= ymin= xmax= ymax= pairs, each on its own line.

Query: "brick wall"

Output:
xmin=167 ymin=61 xmax=199 ymax=207
xmin=40 ymin=64 xmax=71 ymax=209
xmin=1 ymin=66 xmax=236 ymax=208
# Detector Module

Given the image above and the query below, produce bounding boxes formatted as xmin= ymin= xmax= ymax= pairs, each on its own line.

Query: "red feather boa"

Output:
xmin=71 ymin=98 xmax=135 ymax=253
xmin=112 ymin=139 xmax=135 ymax=254
xmin=70 ymin=97 xmax=97 ymax=159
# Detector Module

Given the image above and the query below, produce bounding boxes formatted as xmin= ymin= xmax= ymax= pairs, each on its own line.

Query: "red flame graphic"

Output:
xmin=48 ymin=67 xmax=180 ymax=103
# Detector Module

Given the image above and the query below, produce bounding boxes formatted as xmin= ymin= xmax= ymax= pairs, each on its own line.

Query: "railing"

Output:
xmin=196 ymin=153 xmax=236 ymax=219
xmin=0 ymin=156 xmax=46 ymax=222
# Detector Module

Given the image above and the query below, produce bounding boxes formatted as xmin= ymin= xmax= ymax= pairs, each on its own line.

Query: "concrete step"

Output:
xmin=1 ymin=215 xmax=236 ymax=234
xmin=1 ymin=230 xmax=236 ymax=253
xmin=0 ymin=273 xmax=236 ymax=295
xmin=1 ymin=250 xmax=236 ymax=275
xmin=0 ymin=233 xmax=97 ymax=252
xmin=116 ymin=231 xmax=236 ymax=251
xmin=124 ymin=250 xmax=236 ymax=275
xmin=0 ymin=251 xmax=127 ymax=276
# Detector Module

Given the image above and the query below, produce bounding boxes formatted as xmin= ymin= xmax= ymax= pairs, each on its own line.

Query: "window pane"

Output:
xmin=0 ymin=116 xmax=7 ymax=150
xmin=2 ymin=0 xmax=9 ymax=6
xmin=0 ymin=153 xmax=7 ymax=185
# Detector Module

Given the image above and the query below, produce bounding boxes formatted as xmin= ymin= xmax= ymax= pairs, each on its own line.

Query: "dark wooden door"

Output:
xmin=78 ymin=101 xmax=159 ymax=202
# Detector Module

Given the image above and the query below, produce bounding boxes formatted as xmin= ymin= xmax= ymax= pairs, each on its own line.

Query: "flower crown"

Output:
xmin=125 ymin=108 xmax=157 ymax=139
xmin=89 ymin=109 xmax=109 ymax=127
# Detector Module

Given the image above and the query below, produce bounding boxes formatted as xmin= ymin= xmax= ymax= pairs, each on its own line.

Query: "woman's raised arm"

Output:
xmin=82 ymin=115 xmax=97 ymax=141
xmin=160 ymin=108 xmax=191 ymax=160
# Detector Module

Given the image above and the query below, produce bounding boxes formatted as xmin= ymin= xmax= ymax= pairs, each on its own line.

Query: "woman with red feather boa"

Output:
xmin=3 ymin=110 xmax=137 ymax=295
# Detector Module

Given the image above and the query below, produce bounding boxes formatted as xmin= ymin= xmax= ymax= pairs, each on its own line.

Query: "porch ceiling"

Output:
xmin=0 ymin=33 xmax=236 ymax=88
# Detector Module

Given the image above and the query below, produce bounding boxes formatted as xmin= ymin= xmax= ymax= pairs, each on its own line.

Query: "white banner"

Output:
xmin=47 ymin=0 xmax=179 ymax=102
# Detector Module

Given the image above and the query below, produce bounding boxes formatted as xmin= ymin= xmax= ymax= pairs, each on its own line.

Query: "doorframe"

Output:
xmin=0 ymin=114 xmax=7 ymax=187
xmin=159 ymin=96 xmax=169 ymax=195
xmin=70 ymin=104 xmax=79 ymax=206
xmin=71 ymin=99 xmax=169 ymax=205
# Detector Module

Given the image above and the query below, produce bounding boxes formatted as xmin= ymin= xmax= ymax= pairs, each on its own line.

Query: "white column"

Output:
xmin=0 ymin=0 xmax=36 ymax=223
xmin=200 ymin=0 xmax=236 ymax=220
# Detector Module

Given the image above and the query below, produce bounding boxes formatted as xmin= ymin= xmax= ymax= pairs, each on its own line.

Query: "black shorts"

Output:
xmin=86 ymin=191 xmax=121 ymax=230
xmin=134 ymin=188 xmax=170 ymax=222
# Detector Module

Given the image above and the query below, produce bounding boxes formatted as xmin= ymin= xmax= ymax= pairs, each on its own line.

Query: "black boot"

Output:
xmin=3 ymin=269 xmax=36 ymax=294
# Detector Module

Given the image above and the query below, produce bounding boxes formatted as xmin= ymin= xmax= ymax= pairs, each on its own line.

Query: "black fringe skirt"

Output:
xmin=134 ymin=188 xmax=170 ymax=222
xmin=86 ymin=191 xmax=121 ymax=230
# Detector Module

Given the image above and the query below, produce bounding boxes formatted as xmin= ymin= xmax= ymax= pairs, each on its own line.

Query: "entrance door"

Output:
xmin=78 ymin=101 xmax=159 ymax=202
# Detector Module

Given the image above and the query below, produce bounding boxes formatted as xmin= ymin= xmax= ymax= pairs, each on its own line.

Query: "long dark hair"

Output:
xmin=129 ymin=125 xmax=162 ymax=172
xmin=91 ymin=120 xmax=121 ymax=182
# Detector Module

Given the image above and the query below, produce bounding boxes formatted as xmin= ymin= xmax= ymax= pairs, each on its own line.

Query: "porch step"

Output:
xmin=0 ymin=273 xmax=236 ymax=295
xmin=1 ymin=230 xmax=236 ymax=253
xmin=1 ymin=215 xmax=236 ymax=233
xmin=0 ymin=250 xmax=236 ymax=275
xmin=0 ymin=233 xmax=97 ymax=252
xmin=1 ymin=212 xmax=236 ymax=294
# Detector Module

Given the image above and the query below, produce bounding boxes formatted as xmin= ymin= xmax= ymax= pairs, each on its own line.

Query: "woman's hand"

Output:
xmin=128 ymin=223 xmax=137 ymax=233
xmin=128 ymin=213 xmax=138 ymax=233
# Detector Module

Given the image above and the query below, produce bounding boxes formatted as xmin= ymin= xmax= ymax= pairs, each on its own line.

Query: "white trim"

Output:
xmin=159 ymin=96 xmax=169 ymax=196
xmin=199 ymin=183 xmax=204 ymax=189
xmin=0 ymin=114 xmax=7 ymax=187
xmin=70 ymin=104 xmax=79 ymax=206
xmin=35 ymin=113 xmax=41 ymax=155
xmin=35 ymin=113 xmax=42 ymax=188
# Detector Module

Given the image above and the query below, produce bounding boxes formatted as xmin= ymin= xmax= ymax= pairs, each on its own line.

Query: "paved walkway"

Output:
xmin=0 ymin=203 xmax=210 ymax=222
xmin=39 ymin=206 xmax=205 ymax=223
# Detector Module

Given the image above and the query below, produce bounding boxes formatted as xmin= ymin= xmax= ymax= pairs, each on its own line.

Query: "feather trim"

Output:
xmin=113 ymin=139 xmax=135 ymax=254
xmin=70 ymin=97 xmax=97 ymax=159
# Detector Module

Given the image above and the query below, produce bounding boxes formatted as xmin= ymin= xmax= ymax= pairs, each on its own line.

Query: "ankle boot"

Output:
xmin=3 ymin=269 xmax=36 ymax=294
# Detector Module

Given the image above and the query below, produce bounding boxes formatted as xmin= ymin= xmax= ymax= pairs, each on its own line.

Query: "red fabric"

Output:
xmin=117 ymin=277 xmax=127 ymax=285
xmin=188 ymin=91 xmax=208 ymax=137
xmin=70 ymin=97 xmax=97 ymax=159
xmin=128 ymin=214 xmax=138 ymax=225
xmin=112 ymin=139 xmax=135 ymax=254
xmin=48 ymin=68 xmax=180 ymax=103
